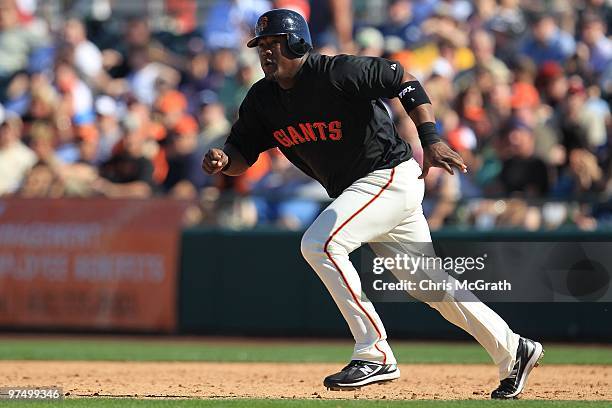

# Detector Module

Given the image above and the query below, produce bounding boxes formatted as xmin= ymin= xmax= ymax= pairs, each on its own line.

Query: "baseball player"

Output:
xmin=202 ymin=9 xmax=544 ymax=399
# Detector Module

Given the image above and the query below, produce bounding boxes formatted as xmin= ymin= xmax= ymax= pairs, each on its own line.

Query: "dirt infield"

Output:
xmin=1 ymin=361 xmax=610 ymax=400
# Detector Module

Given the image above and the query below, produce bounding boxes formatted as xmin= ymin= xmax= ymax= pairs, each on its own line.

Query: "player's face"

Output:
xmin=256 ymin=35 xmax=299 ymax=83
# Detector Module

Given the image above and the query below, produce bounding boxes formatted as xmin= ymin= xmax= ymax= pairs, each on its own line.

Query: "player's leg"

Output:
xmin=369 ymin=181 xmax=543 ymax=398
xmin=300 ymin=165 xmax=410 ymax=388
xmin=370 ymin=212 xmax=522 ymax=378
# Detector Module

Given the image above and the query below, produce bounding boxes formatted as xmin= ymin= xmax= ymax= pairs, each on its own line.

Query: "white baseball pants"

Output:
xmin=300 ymin=158 xmax=520 ymax=380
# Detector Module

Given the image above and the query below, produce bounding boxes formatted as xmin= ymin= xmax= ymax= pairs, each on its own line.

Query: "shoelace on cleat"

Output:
xmin=342 ymin=361 xmax=366 ymax=371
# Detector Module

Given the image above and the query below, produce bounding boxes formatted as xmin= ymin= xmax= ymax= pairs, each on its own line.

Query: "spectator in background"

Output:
xmin=557 ymin=77 xmax=591 ymax=153
xmin=553 ymin=148 xmax=604 ymax=197
xmin=584 ymin=84 xmax=611 ymax=147
xmin=74 ymin=124 xmax=99 ymax=165
xmin=95 ymin=113 xmax=154 ymax=198
xmin=410 ymin=0 xmax=440 ymax=26
xmin=510 ymin=57 xmax=539 ymax=96
xmin=422 ymin=165 xmax=461 ymax=230
xmin=420 ymin=74 xmax=455 ymax=135
xmin=163 ymin=114 xmax=208 ymax=192
xmin=520 ymin=13 xmax=576 ymax=66
xmin=421 ymin=6 xmax=469 ymax=48
xmin=378 ymin=0 xmax=423 ymax=48
xmin=486 ymin=0 xmax=525 ymax=34
xmin=155 ymin=88 xmax=188 ymax=130
xmin=121 ymin=101 xmax=168 ymax=186
xmin=498 ymin=121 xmax=550 ymax=197
xmin=580 ymin=0 xmax=612 ymax=32
xmin=25 ymin=120 xmax=97 ymax=197
xmin=94 ymin=95 xmax=122 ymax=163
xmin=2 ymin=70 xmax=30 ymax=116
xmin=437 ymin=0 xmax=473 ymax=23
xmin=16 ymin=161 xmax=65 ymax=198
xmin=455 ymin=84 xmax=494 ymax=144
xmin=199 ymin=98 xmax=231 ymax=150
xmin=470 ymin=0 xmax=497 ymax=27
xmin=181 ymin=51 xmax=215 ymax=115
xmin=210 ymin=49 xmax=239 ymax=113
xmin=509 ymin=77 xmax=564 ymax=168
xmin=309 ymin=0 xmax=354 ymax=52
xmin=202 ymin=0 xmax=270 ymax=51
xmin=455 ymin=29 xmax=510 ymax=92
xmin=126 ymin=45 xmax=179 ymax=106
xmin=27 ymin=120 xmax=59 ymax=165
xmin=62 ymin=17 xmax=104 ymax=84
xmin=355 ymin=27 xmax=385 ymax=57
xmin=487 ymin=80 xmax=513 ymax=132
xmin=217 ymin=52 xmax=259 ymax=119
xmin=430 ymin=38 xmax=461 ymax=79
xmin=22 ymin=73 xmax=57 ymax=125
xmin=495 ymin=198 xmax=542 ymax=230
xmin=103 ymin=17 xmax=160 ymax=79
xmin=560 ymin=76 xmax=609 ymax=150
xmin=438 ymin=107 xmax=483 ymax=196
xmin=0 ymin=112 xmax=36 ymax=195
xmin=165 ymin=0 xmax=198 ymax=34
xmin=274 ymin=0 xmax=310 ymax=20
xmin=536 ymin=61 xmax=568 ymax=109
xmin=250 ymin=151 xmax=322 ymax=230
xmin=579 ymin=14 xmax=612 ymax=76
xmin=0 ymin=0 xmax=47 ymax=97
xmin=484 ymin=0 xmax=526 ymax=65
xmin=57 ymin=124 xmax=100 ymax=197
xmin=54 ymin=60 xmax=94 ymax=126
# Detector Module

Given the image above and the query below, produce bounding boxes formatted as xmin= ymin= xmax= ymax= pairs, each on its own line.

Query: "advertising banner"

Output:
xmin=0 ymin=198 xmax=188 ymax=332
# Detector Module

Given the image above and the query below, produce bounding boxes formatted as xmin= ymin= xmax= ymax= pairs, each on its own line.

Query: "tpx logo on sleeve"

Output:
xmin=398 ymin=85 xmax=415 ymax=99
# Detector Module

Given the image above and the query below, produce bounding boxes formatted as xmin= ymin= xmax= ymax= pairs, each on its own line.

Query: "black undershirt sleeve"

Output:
xmin=226 ymin=91 xmax=274 ymax=166
xmin=329 ymin=55 xmax=405 ymax=99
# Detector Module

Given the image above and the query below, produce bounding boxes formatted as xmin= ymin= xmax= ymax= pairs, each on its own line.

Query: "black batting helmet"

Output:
xmin=247 ymin=9 xmax=313 ymax=57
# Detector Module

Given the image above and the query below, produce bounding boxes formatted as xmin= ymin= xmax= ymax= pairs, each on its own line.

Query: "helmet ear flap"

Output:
xmin=287 ymin=33 xmax=312 ymax=57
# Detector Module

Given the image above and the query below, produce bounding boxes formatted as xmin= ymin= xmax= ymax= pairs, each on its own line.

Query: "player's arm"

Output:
xmin=397 ymin=70 xmax=467 ymax=179
xmin=202 ymin=144 xmax=250 ymax=176
xmin=202 ymin=89 xmax=273 ymax=177
xmin=329 ymin=55 xmax=466 ymax=178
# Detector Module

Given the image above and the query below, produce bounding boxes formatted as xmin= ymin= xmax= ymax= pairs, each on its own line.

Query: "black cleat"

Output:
xmin=323 ymin=360 xmax=400 ymax=390
xmin=491 ymin=337 xmax=544 ymax=399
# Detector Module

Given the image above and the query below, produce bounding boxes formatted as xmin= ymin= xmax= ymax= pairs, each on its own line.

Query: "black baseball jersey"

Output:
xmin=226 ymin=52 xmax=412 ymax=198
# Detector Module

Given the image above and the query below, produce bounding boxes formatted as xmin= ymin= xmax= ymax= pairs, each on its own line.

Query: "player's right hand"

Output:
xmin=202 ymin=148 xmax=229 ymax=175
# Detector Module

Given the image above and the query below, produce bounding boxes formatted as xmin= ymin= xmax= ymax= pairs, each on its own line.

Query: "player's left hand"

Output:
xmin=419 ymin=141 xmax=467 ymax=179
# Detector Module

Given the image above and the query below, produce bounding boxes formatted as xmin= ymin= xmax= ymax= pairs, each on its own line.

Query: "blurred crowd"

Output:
xmin=0 ymin=0 xmax=611 ymax=231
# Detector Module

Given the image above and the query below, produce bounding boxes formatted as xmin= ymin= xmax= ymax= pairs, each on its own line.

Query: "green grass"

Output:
xmin=3 ymin=399 xmax=611 ymax=408
xmin=0 ymin=338 xmax=610 ymax=365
